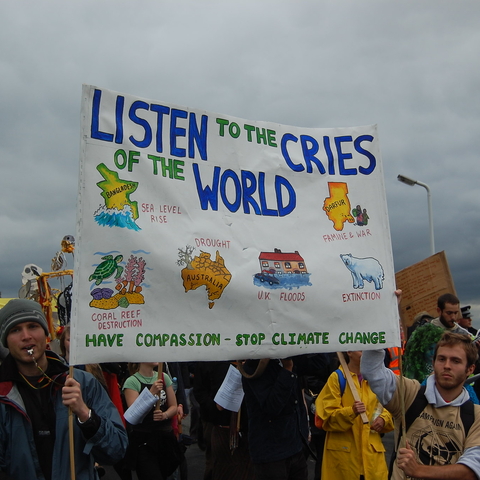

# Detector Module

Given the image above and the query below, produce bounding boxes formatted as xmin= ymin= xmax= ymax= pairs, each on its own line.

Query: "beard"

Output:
xmin=435 ymin=367 xmax=469 ymax=391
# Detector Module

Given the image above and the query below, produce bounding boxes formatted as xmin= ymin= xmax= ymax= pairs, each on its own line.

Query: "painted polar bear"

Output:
xmin=340 ymin=254 xmax=384 ymax=290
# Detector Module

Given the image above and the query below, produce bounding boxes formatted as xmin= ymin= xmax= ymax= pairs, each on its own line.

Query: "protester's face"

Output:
xmin=64 ymin=334 xmax=70 ymax=354
xmin=6 ymin=321 xmax=47 ymax=365
xmin=348 ymin=351 xmax=362 ymax=364
xmin=433 ymin=345 xmax=474 ymax=392
xmin=458 ymin=317 xmax=472 ymax=329
xmin=438 ymin=303 xmax=460 ymax=328
xmin=140 ymin=362 xmax=158 ymax=370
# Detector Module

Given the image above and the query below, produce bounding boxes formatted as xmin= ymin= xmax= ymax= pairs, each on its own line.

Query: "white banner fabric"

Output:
xmin=70 ymin=85 xmax=400 ymax=365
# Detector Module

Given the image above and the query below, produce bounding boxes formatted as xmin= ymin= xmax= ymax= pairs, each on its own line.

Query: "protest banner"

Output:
xmin=70 ymin=85 xmax=400 ymax=364
xmin=395 ymin=251 xmax=456 ymax=327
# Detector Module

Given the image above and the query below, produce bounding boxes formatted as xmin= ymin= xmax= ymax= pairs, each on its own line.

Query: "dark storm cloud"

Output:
xmin=0 ymin=0 xmax=479 ymax=321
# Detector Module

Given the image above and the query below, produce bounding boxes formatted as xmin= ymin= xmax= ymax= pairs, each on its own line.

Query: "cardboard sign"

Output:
xmin=395 ymin=251 xmax=456 ymax=327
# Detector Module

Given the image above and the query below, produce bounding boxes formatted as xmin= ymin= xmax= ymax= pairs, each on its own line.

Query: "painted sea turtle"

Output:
xmin=89 ymin=255 xmax=124 ymax=285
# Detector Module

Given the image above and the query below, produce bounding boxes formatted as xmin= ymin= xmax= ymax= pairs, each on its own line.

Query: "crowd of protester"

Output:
xmin=0 ymin=293 xmax=479 ymax=480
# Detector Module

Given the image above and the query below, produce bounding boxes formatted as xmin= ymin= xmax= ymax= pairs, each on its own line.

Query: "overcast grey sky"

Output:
xmin=1 ymin=1 xmax=479 ymax=322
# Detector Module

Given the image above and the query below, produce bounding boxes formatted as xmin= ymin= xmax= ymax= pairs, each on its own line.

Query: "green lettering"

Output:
xmin=148 ymin=154 xmax=162 ymax=175
xmin=229 ymin=122 xmax=240 ymax=138
xmin=114 ymin=149 xmax=128 ymax=169
xmin=267 ymin=129 xmax=277 ymax=147
xmin=244 ymin=124 xmax=255 ymax=142
xmin=173 ymin=160 xmax=184 ymax=180
xmin=128 ymin=150 xmax=140 ymax=172
xmin=216 ymin=118 xmax=229 ymax=136
xmin=256 ymin=127 xmax=267 ymax=144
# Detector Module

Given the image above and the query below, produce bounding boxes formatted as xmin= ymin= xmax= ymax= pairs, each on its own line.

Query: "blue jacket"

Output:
xmin=0 ymin=351 xmax=128 ymax=480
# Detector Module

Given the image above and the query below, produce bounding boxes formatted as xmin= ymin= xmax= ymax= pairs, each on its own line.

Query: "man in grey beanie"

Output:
xmin=0 ymin=299 xmax=127 ymax=480
xmin=0 ymin=298 xmax=49 ymax=347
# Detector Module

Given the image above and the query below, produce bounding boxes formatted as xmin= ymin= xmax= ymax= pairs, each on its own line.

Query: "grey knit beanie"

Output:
xmin=0 ymin=299 xmax=49 ymax=347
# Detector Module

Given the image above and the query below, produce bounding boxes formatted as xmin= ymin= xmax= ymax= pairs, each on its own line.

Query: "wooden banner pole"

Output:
xmin=68 ymin=366 xmax=76 ymax=480
xmin=336 ymin=352 xmax=369 ymax=424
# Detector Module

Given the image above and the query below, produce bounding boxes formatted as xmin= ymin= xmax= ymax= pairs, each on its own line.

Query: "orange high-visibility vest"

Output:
xmin=387 ymin=347 xmax=402 ymax=375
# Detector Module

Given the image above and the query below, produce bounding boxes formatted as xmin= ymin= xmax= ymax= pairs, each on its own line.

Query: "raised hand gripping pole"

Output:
xmin=336 ymin=352 xmax=369 ymax=424
xmin=155 ymin=362 xmax=164 ymax=411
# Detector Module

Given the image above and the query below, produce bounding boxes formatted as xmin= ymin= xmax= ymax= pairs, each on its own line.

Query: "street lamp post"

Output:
xmin=397 ymin=174 xmax=435 ymax=256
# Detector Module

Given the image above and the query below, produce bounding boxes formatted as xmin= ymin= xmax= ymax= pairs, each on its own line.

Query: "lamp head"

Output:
xmin=397 ymin=174 xmax=417 ymax=186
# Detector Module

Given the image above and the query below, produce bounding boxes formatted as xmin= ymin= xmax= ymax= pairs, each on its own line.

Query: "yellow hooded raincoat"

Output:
xmin=315 ymin=366 xmax=394 ymax=480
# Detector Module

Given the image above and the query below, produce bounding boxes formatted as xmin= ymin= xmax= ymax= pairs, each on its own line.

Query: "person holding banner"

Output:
xmin=315 ymin=351 xmax=394 ymax=480
xmin=193 ymin=360 xmax=254 ymax=480
xmin=241 ymin=355 xmax=328 ymax=480
xmin=0 ymin=298 xmax=128 ymax=480
xmin=362 ymin=325 xmax=480 ymax=479
xmin=122 ymin=362 xmax=183 ymax=480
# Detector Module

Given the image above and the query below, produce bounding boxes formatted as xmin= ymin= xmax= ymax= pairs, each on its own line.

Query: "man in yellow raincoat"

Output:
xmin=316 ymin=351 xmax=393 ymax=480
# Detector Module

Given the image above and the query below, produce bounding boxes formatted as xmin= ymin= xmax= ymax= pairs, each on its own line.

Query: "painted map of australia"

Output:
xmin=181 ymin=251 xmax=232 ymax=309
xmin=323 ymin=182 xmax=355 ymax=231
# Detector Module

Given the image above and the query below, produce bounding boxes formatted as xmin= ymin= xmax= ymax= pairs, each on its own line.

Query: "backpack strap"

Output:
xmin=405 ymin=385 xmax=428 ymax=431
xmin=335 ymin=369 xmax=347 ymax=396
xmin=460 ymin=399 xmax=475 ymax=437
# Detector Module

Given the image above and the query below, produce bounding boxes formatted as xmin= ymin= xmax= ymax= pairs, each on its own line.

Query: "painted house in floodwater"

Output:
xmin=258 ymin=248 xmax=308 ymax=275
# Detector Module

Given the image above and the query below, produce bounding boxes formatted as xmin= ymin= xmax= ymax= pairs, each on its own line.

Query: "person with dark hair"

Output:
xmin=437 ymin=293 xmax=461 ymax=311
xmin=0 ymin=299 xmax=127 ymax=480
xmin=362 ymin=318 xmax=480 ymax=479
xmin=241 ymin=354 xmax=329 ymax=480
xmin=123 ymin=362 xmax=183 ymax=480
xmin=432 ymin=293 xmax=469 ymax=335
xmin=193 ymin=361 xmax=254 ymax=480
